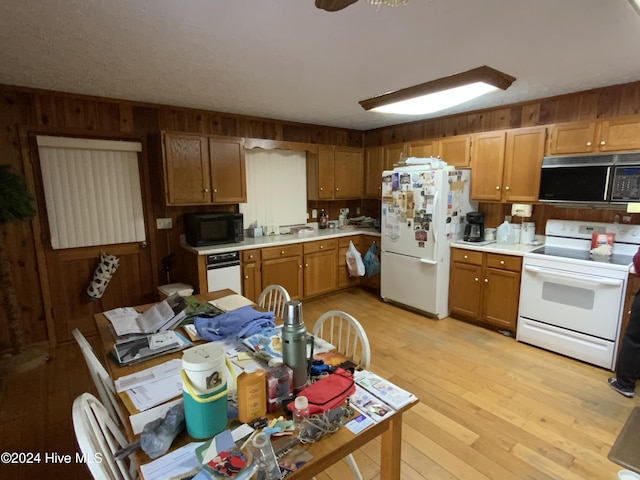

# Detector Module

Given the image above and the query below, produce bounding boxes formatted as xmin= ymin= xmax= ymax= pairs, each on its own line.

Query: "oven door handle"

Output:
xmin=524 ymin=265 xmax=623 ymax=287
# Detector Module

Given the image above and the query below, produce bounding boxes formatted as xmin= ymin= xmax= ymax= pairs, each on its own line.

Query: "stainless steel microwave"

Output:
xmin=184 ymin=213 xmax=244 ymax=247
xmin=538 ymin=153 xmax=640 ymax=204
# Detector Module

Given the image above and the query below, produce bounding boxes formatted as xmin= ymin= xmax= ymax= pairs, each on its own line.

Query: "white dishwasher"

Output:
xmin=206 ymin=251 xmax=242 ymax=293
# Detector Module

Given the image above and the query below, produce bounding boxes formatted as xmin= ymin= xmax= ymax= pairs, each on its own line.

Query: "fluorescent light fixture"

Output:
xmin=359 ymin=66 xmax=516 ymax=115
xmin=629 ymin=0 xmax=640 ymax=15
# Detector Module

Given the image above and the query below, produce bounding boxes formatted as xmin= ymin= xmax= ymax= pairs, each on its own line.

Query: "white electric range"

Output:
xmin=517 ymin=219 xmax=640 ymax=370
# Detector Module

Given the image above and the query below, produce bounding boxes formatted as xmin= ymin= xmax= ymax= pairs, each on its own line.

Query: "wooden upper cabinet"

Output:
xmin=407 ymin=139 xmax=438 ymax=159
xmin=334 ymin=146 xmax=363 ymax=199
xmin=502 ymin=127 xmax=546 ymax=203
xmin=364 ymin=146 xmax=384 ymax=198
xmin=162 ymin=132 xmax=246 ymax=205
xmin=439 ymin=135 xmax=471 ymax=168
xmin=547 ymin=116 xmax=640 ymax=155
xmin=470 ymin=131 xmax=507 ymax=201
xmin=307 ymin=145 xmax=362 ymax=200
xmin=318 ymin=145 xmax=335 ymax=199
xmin=210 ymin=136 xmax=246 ymax=203
xmin=547 ymin=121 xmax=597 ymax=155
xmin=384 ymin=143 xmax=407 ymax=170
xmin=599 ymin=116 xmax=640 ymax=152
xmin=163 ymin=133 xmax=211 ymax=205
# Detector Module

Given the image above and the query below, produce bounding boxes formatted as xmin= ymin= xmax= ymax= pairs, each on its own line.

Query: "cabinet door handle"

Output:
xmin=484 ymin=278 xmax=489 ymax=282
xmin=600 ymin=140 xmax=606 ymax=146
xmin=320 ymin=245 xmax=324 ymax=249
xmin=495 ymin=185 xmax=500 ymax=190
xmin=244 ymin=275 xmax=249 ymax=279
xmin=336 ymin=187 xmax=339 ymax=191
xmin=249 ymin=255 xmax=253 ymax=259
xmin=586 ymin=141 xmax=592 ymax=146
xmin=213 ymin=188 xmax=218 ymax=193
xmin=305 ymin=263 xmax=309 ymax=268
xmin=320 ymin=187 xmax=324 ymax=191
xmin=299 ymin=264 xmax=303 ymax=268
xmin=500 ymin=260 xmax=505 ymax=265
xmin=474 ymin=277 xmax=479 ymax=282
xmin=204 ymin=188 xmax=209 ymax=193
xmin=281 ymin=250 xmax=285 ymax=255
xmin=464 ymin=255 xmax=468 ymax=259
xmin=505 ymin=186 xmax=510 ymax=191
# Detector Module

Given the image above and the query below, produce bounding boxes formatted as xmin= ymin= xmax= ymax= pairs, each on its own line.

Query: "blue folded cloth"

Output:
xmin=194 ymin=306 xmax=275 ymax=341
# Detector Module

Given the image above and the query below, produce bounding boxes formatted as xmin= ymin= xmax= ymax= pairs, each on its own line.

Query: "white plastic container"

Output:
xmin=509 ymin=225 xmax=521 ymax=244
xmin=520 ymin=222 xmax=536 ymax=244
xmin=496 ymin=221 xmax=511 ymax=244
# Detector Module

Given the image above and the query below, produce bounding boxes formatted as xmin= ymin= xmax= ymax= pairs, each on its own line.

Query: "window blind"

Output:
xmin=240 ymin=149 xmax=307 ymax=229
xmin=36 ymin=136 xmax=146 ymax=250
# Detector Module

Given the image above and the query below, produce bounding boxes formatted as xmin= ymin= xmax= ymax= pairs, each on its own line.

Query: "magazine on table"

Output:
xmin=349 ymin=385 xmax=395 ymax=422
xmin=353 ymin=369 xmax=417 ymax=410
xmin=112 ymin=330 xmax=192 ymax=366
xmin=103 ymin=292 xmax=188 ymax=337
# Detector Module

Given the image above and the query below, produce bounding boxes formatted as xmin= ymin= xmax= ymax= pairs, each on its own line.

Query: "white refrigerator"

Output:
xmin=381 ymin=165 xmax=475 ymax=319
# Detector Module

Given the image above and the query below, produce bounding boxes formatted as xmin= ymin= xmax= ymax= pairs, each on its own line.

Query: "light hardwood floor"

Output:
xmin=1 ymin=287 xmax=637 ymax=479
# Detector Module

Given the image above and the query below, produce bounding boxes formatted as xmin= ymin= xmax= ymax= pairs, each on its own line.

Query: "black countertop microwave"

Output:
xmin=538 ymin=152 xmax=640 ymax=204
xmin=185 ymin=213 xmax=244 ymax=247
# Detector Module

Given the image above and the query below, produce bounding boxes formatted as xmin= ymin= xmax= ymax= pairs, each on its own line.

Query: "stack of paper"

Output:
xmin=209 ymin=294 xmax=255 ymax=312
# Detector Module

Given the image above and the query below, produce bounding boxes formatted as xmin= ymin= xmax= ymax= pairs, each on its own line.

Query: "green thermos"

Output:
xmin=281 ymin=300 xmax=309 ymax=391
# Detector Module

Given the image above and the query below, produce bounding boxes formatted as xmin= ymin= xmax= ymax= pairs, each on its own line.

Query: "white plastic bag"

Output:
xmin=346 ymin=241 xmax=365 ymax=277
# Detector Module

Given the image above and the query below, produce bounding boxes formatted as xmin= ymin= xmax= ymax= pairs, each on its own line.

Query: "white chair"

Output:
xmin=312 ymin=310 xmax=370 ymax=480
xmin=72 ymin=392 xmax=137 ymax=480
xmin=73 ymin=328 xmax=127 ymax=426
xmin=257 ymin=284 xmax=291 ymax=319
xmin=312 ymin=310 xmax=371 ymax=370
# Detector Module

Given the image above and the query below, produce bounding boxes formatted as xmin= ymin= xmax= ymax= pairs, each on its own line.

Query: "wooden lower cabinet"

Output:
xmin=241 ymin=249 xmax=261 ymax=302
xmin=449 ymin=248 xmax=521 ymax=333
xmin=303 ymin=239 xmax=338 ymax=298
xmin=260 ymin=244 xmax=303 ymax=300
xmin=232 ymin=234 xmax=383 ymax=302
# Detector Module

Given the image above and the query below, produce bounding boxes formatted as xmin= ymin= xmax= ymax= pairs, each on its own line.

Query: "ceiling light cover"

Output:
xmin=360 ymin=66 xmax=516 ymax=115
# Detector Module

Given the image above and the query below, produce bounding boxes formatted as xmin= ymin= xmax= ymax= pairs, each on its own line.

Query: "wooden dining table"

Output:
xmin=93 ymin=289 xmax=418 ymax=480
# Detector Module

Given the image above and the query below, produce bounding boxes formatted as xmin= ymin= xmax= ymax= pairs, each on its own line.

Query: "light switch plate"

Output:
xmin=156 ymin=218 xmax=173 ymax=229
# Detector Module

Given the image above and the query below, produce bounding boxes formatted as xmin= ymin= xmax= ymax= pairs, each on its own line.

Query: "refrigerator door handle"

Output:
xmin=432 ymin=189 xmax=439 ymax=250
xmin=419 ymin=258 xmax=438 ymax=265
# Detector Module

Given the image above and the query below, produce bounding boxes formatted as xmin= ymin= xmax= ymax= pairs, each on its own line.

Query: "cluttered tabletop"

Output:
xmin=93 ymin=290 xmax=418 ymax=480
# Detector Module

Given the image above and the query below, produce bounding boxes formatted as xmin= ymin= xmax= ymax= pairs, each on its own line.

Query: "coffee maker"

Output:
xmin=464 ymin=211 xmax=485 ymax=242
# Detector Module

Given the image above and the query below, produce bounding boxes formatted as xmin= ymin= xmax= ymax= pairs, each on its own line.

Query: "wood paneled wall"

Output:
xmin=2 ymin=80 xmax=640 ymax=349
xmin=0 ymin=85 xmax=362 ymax=350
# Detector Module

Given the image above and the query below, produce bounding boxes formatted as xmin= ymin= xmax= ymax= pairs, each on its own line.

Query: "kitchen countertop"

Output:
xmin=182 ymin=227 xmax=381 ymax=255
xmin=451 ymin=235 xmax=545 ymax=256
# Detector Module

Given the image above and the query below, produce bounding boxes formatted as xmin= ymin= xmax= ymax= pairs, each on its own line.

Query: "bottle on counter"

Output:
xmin=237 ymin=365 xmax=266 ymax=423
xmin=318 ymin=209 xmax=328 ymax=229
xmin=293 ymin=395 xmax=310 ymax=430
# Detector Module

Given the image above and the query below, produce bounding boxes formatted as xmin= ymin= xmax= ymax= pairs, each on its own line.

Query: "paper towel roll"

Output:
xmin=511 ymin=204 xmax=532 ymax=217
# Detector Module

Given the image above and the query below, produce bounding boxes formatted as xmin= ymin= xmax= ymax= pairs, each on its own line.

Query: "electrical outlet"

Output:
xmin=311 ymin=209 xmax=318 ymax=219
xmin=156 ymin=218 xmax=173 ymax=229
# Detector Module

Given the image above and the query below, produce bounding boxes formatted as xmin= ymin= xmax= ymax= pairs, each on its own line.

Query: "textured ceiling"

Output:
xmin=1 ymin=0 xmax=639 ymax=130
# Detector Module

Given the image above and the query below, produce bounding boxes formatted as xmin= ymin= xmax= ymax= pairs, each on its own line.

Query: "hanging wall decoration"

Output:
xmin=87 ymin=251 xmax=120 ymax=300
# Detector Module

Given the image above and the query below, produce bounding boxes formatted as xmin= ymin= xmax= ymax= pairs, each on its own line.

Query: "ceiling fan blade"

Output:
xmin=315 ymin=0 xmax=359 ymax=12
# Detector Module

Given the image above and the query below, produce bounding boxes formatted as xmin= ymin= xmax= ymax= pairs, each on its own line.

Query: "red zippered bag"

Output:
xmin=285 ymin=368 xmax=355 ymax=415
